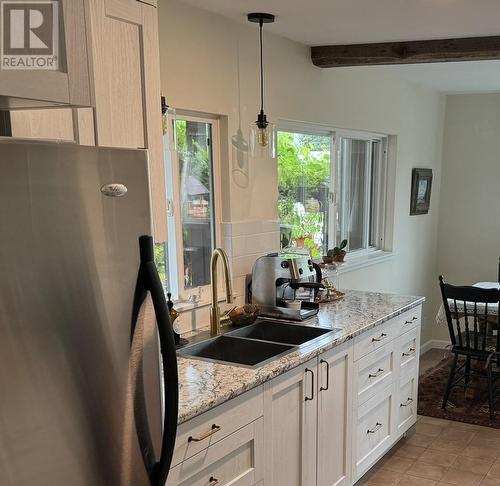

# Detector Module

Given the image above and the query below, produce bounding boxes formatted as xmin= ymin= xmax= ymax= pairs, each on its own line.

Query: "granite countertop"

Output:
xmin=177 ymin=289 xmax=424 ymax=424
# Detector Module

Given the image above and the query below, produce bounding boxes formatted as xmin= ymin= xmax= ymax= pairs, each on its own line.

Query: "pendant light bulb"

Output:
xmin=248 ymin=13 xmax=276 ymax=159
xmin=257 ymin=110 xmax=269 ymax=147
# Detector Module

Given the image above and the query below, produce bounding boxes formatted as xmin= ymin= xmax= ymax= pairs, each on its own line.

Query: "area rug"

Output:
xmin=418 ymin=355 xmax=500 ymax=428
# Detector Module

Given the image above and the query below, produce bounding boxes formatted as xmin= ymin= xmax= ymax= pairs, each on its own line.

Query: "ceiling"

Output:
xmin=179 ymin=0 xmax=500 ymax=94
xmin=368 ymin=61 xmax=500 ymax=94
xmin=180 ymin=0 xmax=500 ymax=46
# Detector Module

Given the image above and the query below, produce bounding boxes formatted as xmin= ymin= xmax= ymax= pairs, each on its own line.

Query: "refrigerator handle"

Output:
xmin=131 ymin=235 xmax=179 ymax=486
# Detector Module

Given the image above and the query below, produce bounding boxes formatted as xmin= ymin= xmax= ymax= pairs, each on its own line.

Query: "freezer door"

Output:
xmin=0 ymin=141 xmax=162 ymax=486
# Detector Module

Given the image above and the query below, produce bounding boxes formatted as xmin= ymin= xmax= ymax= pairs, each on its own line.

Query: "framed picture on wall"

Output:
xmin=410 ymin=168 xmax=433 ymax=215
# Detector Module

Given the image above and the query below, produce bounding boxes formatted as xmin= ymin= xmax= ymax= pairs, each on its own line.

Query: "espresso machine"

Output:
xmin=250 ymin=252 xmax=324 ymax=321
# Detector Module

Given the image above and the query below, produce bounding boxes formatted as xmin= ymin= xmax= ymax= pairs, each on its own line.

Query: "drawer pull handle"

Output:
xmin=305 ymin=368 xmax=315 ymax=401
xmin=368 ymin=368 xmax=384 ymax=378
xmin=372 ymin=333 xmax=387 ymax=342
xmin=400 ymin=397 xmax=414 ymax=407
xmin=367 ymin=422 xmax=383 ymax=434
xmin=402 ymin=348 xmax=415 ymax=357
xmin=320 ymin=359 xmax=329 ymax=391
xmin=209 ymin=477 xmax=219 ymax=485
xmin=405 ymin=317 xmax=418 ymax=324
xmin=188 ymin=424 xmax=221 ymax=442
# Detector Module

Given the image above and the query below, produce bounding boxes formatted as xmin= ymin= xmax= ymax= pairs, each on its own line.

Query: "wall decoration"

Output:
xmin=410 ymin=168 xmax=433 ymax=215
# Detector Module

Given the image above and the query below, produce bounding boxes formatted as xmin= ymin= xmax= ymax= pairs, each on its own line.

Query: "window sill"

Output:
xmin=171 ymin=296 xmax=237 ymax=314
xmin=318 ymin=250 xmax=396 ymax=276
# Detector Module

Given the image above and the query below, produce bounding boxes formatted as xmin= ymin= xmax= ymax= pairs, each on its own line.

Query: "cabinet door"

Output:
xmin=0 ymin=0 xmax=90 ymax=108
xmin=85 ymin=0 xmax=167 ymax=241
xmin=353 ymin=383 xmax=395 ymax=481
xmin=317 ymin=342 xmax=353 ymax=486
xmin=263 ymin=359 xmax=317 ymax=486
xmin=397 ymin=372 xmax=418 ymax=435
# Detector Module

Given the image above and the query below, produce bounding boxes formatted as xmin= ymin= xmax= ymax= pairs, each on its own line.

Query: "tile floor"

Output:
xmin=357 ymin=416 xmax=500 ymax=486
xmin=357 ymin=348 xmax=500 ymax=486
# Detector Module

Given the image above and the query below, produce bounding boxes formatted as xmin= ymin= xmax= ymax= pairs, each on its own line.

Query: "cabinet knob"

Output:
xmin=209 ymin=477 xmax=219 ymax=485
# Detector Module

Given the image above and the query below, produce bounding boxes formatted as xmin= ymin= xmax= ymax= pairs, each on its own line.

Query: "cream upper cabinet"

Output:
xmin=0 ymin=0 xmax=91 ymax=109
xmin=85 ymin=0 xmax=167 ymax=240
xmin=263 ymin=358 xmax=318 ymax=486
xmin=317 ymin=342 xmax=353 ymax=486
xmin=7 ymin=0 xmax=168 ymax=242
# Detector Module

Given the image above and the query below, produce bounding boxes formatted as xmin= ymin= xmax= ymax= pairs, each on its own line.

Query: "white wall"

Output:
xmin=159 ymin=0 xmax=445 ymax=341
xmin=434 ymin=93 xmax=500 ymax=341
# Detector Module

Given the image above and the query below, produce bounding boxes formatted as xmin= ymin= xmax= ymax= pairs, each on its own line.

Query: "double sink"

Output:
xmin=178 ymin=320 xmax=341 ymax=368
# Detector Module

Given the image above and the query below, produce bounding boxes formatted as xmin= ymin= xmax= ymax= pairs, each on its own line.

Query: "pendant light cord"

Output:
xmin=259 ymin=19 xmax=264 ymax=113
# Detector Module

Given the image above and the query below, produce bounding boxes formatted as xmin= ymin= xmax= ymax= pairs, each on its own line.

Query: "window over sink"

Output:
xmin=277 ymin=123 xmax=388 ymax=260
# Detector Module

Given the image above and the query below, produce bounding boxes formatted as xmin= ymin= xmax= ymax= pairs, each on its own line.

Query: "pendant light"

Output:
xmin=248 ymin=12 xmax=277 ymax=159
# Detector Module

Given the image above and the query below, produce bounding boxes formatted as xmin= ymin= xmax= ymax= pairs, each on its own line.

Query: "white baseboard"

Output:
xmin=420 ymin=339 xmax=451 ymax=355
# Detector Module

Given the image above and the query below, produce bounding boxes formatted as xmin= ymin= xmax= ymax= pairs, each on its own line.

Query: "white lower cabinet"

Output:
xmin=263 ymin=358 xmax=318 ymax=486
xmin=353 ymin=383 xmax=395 ymax=480
xmin=172 ymin=304 xmax=423 ymax=486
xmin=262 ymin=342 xmax=353 ymax=486
xmin=317 ymin=342 xmax=353 ymax=486
xmin=351 ymin=305 xmax=422 ymax=482
xmin=397 ymin=371 xmax=418 ymax=435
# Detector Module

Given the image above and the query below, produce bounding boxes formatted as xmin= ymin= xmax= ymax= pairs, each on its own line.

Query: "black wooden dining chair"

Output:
xmin=439 ymin=275 xmax=500 ymax=420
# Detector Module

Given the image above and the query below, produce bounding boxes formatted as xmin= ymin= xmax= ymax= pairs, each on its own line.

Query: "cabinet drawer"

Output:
xmin=354 ymin=321 xmax=396 ymax=361
xmin=399 ymin=327 xmax=419 ymax=377
xmin=356 ymin=342 xmax=395 ymax=406
xmin=397 ymin=373 xmax=418 ymax=435
xmin=396 ymin=306 xmax=422 ymax=335
xmin=173 ymin=386 xmax=263 ymax=467
xmin=354 ymin=384 xmax=394 ymax=480
xmin=167 ymin=417 xmax=263 ymax=486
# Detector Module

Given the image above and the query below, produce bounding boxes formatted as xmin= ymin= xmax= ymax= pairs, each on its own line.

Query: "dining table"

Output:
xmin=436 ymin=281 xmax=500 ymax=326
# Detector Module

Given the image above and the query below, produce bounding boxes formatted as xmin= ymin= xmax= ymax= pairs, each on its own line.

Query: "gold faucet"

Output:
xmin=210 ymin=248 xmax=233 ymax=336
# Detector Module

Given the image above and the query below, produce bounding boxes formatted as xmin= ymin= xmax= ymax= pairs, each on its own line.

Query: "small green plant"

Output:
xmin=327 ymin=239 xmax=348 ymax=258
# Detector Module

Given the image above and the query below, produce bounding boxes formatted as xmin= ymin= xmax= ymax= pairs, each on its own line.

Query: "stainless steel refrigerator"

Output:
xmin=0 ymin=139 xmax=178 ymax=486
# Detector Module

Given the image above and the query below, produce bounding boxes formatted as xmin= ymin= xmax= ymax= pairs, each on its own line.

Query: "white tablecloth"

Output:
xmin=435 ymin=282 xmax=500 ymax=326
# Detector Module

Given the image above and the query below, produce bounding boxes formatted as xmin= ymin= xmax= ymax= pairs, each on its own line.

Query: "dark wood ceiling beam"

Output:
xmin=311 ymin=36 xmax=500 ymax=68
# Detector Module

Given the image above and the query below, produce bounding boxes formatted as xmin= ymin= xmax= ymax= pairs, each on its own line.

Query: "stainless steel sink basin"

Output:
xmin=177 ymin=335 xmax=295 ymax=368
xmin=226 ymin=320 xmax=339 ymax=346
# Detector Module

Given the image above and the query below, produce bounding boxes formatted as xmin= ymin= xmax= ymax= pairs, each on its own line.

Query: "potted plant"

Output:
xmin=325 ymin=239 xmax=348 ymax=263
xmin=290 ymin=203 xmax=322 ymax=249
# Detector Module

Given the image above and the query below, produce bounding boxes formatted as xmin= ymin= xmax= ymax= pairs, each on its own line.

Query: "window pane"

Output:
xmin=338 ymin=138 xmax=369 ymax=251
xmin=277 ymin=131 xmax=331 ymax=257
xmin=176 ymin=119 xmax=215 ymax=289
xmin=369 ymin=141 xmax=380 ymax=247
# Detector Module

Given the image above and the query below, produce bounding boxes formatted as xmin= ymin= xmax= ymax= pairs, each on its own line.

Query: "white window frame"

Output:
xmin=277 ymin=121 xmax=389 ymax=262
xmin=164 ymin=112 xmax=223 ymax=304
xmin=334 ymin=129 xmax=388 ymax=259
